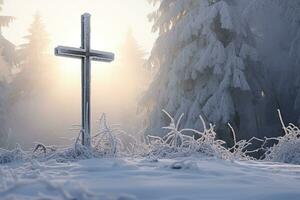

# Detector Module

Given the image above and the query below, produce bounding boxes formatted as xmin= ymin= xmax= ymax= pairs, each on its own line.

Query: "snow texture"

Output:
xmin=1 ymin=157 xmax=300 ymax=200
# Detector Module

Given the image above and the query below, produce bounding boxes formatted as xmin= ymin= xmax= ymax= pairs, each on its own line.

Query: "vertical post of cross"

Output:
xmin=81 ymin=13 xmax=91 ymax=148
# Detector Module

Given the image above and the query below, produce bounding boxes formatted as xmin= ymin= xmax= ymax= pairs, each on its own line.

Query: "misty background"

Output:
xmin=0 ymin=0 xmax=155 ymax=149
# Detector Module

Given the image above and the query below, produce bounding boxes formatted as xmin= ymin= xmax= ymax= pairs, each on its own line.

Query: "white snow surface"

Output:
xmin=1 ymin=157 xmax=300 ymax=200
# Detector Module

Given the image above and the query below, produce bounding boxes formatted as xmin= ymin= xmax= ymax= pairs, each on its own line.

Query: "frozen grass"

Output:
xmin=146 ymin=110 xmax=300 ymax=164
xmin=147 ymin=110 xmax=228 ymax=159
xmin=146 ymin=110 xmax=263 ymax=160
xmin=0 ymin=144 xmax=27 ymax=164
xmin=264 ymin=110 xmax=300 ymax=164
xmin=1 ymin=110 xmax=300 ymax=165
xmin=0 ymin=114 xmax=147 ymax=163
xmin=92 ymin=113 xmax=148 ymax=158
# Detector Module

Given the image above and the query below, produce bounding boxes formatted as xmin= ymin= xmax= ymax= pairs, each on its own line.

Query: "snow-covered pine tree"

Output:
xmin=245 ymin=0 xmax=300 ymax=132
xmin=278 ymin=1 xmax=300 ymax=124
xmin=0 ymin=49 xmax=12 ymax=149
xmin=143 ymin=0 xmax=264 ymax=141
xmin=13 ymin=13 xmax=50 ymax=99
xmin=0 ymin=0 xmax=15 ymax=148
xmin=0 ymin=0 xmax=15 ymax=80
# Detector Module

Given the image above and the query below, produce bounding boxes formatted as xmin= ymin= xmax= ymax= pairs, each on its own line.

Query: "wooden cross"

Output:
xmin=55 ymin=13 xmax=114 ymax=148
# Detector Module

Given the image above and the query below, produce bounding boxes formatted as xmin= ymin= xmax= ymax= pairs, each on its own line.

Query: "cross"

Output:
xmin=55 ymin=13 xmax=114 ymax=148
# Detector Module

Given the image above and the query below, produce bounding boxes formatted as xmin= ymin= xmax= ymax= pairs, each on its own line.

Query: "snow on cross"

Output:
xmin=55 ymin=13 xmax=114 ymax=148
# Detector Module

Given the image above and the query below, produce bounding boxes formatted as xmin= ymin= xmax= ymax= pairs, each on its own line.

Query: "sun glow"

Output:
xmin=3 ymin=0 xmax=155 ymax=81
xmin=56 ymin=59 xmax=116 ymax=84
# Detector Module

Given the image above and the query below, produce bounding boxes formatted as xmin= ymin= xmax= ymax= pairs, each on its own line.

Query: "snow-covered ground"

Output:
xmin=1 ymin=157 xmax=300 ymax=200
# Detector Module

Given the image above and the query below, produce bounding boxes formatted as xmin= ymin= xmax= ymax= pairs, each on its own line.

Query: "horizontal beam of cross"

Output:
xmin=55 ymin=46 xmax=114 ymax=62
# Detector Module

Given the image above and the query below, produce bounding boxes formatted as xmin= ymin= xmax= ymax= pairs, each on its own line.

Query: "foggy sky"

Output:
xmin=2 ymin=0 xmax=155 ymax=52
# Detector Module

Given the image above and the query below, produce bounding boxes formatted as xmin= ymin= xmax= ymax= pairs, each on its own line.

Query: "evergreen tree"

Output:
xmin=278 ymin=1 xmax=300 ymax=124
xmin=0 ymin=80 xmax=8 ymax=147
xmin=18 ymin=13 xmax=49 ymax=62
xmin=143 ymin=0 xmax=264 ymax=141
xmin=0 ymin=0 xmax=15 ymax=148
xmin=113 ymin=30 xmax=148 ymax=132
xmin=0 ymin=48 xmax=11 ymax=81
xmin=13 ymin=13 xmax=50 ymax=98
xmin=245 ymin=0 xmax=300 ymax=133
xmin=0 ymin=0 xmax=15 ymax=79
xmin=118 ymin=29 xmax=148 ymax=96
